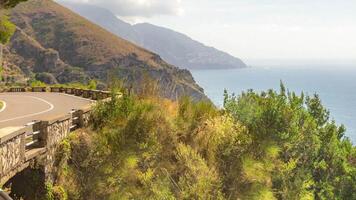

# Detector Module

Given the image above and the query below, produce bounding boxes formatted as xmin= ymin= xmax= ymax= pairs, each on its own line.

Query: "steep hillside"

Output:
xmin=133 ymin=23 xmax=247 ymax=69
xmin=3 ymin=0 xmax=207 ymax=101
xmin=59 ymin=2 xmax=141 ymax=44
xmin=62 ymin=3 xmax=247 ymax=70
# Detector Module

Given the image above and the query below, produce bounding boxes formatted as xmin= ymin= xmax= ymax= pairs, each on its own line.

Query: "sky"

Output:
xmin=59 ymin=0 xmax=356 ymax=65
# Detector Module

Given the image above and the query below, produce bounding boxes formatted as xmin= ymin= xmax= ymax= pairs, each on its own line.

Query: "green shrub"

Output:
xmin=29 ymin=80 xmax=46 ymax=87
xmin=47 ymin=84 xmax=355 ymax=200
xmin=223 ymin=84 xmax=356 ymax=199
xmin=0 ymin=15 xmax=16 ymax=44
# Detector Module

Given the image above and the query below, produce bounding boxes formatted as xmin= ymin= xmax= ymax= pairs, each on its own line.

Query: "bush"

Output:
xmin=47 ymin=84 xmax=355 ymax=200
xmin=29 ymin=80 xmax=46 ymax=87
xmin=223 ymin=84 xmax=356 ymax=199
xmin=35 ymin=72 xmax=58 ymax=84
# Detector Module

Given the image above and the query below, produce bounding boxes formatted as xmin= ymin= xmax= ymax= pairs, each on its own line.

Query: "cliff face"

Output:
xmin=3 ymin=0 xmax=207 ymax=101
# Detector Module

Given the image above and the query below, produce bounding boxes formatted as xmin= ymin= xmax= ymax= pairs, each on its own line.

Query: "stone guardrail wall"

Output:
xmin=0 ymin=87 xmax=110 ymax=185
xmin=5 ymin=87 xmax=111 ymax=100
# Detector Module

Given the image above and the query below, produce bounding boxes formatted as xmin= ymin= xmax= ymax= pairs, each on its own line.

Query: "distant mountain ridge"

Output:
xmin=3 ymin=0 xmax=207 ymax=101
xmin=60 ymin=2 xmax=247 ymax=70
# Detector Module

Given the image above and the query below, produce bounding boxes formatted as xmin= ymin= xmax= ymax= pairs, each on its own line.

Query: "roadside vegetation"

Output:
xmin=42 ymin=83 xmax=356 ymax=200
xmin=1 ymin=1 xmax=355 ymax=199
xmin=28 ymin=79 xmax=99 ymax=90
xmin=0 ymin=79 xmax=100 ymax=91
xmin=1 ymin=0 xmax=27 ymax=81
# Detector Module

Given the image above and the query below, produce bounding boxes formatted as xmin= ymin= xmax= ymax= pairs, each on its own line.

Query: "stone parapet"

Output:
xmin=9 ymin=88 xmax=26 ymax=92
xmin=2 ymin=86 xmax=112 ymax=101
xmin=0 ymin=89 xmax=105 ymax=186
xmin=0 ymin=127 xmax=28 ymax=184
xmin=31 ymin=87 xmax=47 ymax=92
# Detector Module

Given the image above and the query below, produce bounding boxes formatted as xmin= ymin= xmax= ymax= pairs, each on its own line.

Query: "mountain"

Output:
xmin=2 ymin=0 xmax=207 ymax=101
xmin=60 ymin=3 xmax=247 ymax=70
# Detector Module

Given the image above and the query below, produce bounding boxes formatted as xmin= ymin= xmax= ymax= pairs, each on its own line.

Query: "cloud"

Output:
xmin=60 ymin=0 xmax=183 ymax=17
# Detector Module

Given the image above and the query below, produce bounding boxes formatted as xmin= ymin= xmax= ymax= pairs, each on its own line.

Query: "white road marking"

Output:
xmin=0 ymin=100 xmax=6 ymax=113
xmin=0 ymin=95 xmax=54 ymax=123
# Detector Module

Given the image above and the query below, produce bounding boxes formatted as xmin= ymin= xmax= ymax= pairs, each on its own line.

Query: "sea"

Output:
xmin=191 ymin=66 xmax=356 ymax=143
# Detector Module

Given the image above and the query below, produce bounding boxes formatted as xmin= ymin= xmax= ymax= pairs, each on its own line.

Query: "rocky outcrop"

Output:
xmin=35 ymin=72 xmax=58 ymax=84
xmin=4 ymin=28 xmax=90 ymax=83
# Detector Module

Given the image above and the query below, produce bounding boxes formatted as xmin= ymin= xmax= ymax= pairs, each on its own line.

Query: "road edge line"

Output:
xmin=0 ymin=100 xmax=6 ymax=113
xmin=0 ymin=96 xmax=54 ymax=123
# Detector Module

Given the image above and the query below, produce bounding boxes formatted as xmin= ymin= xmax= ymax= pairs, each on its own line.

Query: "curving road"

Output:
xmin=0 ymin=92 xmax=94 ymax=128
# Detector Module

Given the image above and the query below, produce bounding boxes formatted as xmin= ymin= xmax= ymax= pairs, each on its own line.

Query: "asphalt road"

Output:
xmin=0 ymin=92 xmax=93 ymax=128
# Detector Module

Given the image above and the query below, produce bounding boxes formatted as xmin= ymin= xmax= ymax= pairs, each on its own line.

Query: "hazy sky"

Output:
xmin=60 ymin=0 xmax=356 ymax=64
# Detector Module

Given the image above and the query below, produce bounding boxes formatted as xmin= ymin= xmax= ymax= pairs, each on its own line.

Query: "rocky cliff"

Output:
xmin=3 ymin=0 xmax=207 ymax=101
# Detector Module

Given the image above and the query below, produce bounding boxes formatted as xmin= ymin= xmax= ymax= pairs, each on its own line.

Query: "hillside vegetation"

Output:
xmin=36 ymin=84 xmax=356 ymax=200
xmin=2 ymin=0 xmax=207 ymax=101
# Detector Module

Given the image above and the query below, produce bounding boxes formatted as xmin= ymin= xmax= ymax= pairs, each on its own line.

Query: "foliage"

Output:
xmin=0 ymin=15 xmax=15 ymax=44
xmin=29 ymin=79 xmax=46 ymax=87
xmin=0 ymin=0 xmax=24 ymax=82
xmin=0 ymin=0 xmax=27 ymax=9
xmin=223 ymin=84 xmax=356 ymax=199
xmin=50 ymin=79 xmax=99 ymax=90
xmin=26 ymin=77 xmax=100 ymax=90
xmin=0 ymin=15 xmax=16 ymax=80
xmin=48 ymin=84 xmax=355 ymax=200
xmin=87 ymin=79 xmax=97 ymax=90
xmin=45 ymin=182 xmax=55 ymax=200
xmin=45 ymin=182 xmax=68 ymax=200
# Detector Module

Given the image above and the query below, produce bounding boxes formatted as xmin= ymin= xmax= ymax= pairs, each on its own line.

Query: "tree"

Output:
xmin=0 ymin=15 xmax=15 ymax=80
xmin=223 ymin=84 xmax=356 ymax=199
xmin=0 ymin=0 xmax=27 ymax=81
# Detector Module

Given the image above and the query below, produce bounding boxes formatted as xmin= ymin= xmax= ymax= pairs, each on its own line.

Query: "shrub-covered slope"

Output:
xmin=19 ymin=86 xmax=354 ymax=200
xmin=3 ymin=0 xmax=207 ymax=101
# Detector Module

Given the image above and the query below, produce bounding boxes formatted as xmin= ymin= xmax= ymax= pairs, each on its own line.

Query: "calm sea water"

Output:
xmin=191 ymin=66 xmax=356 ymax=143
